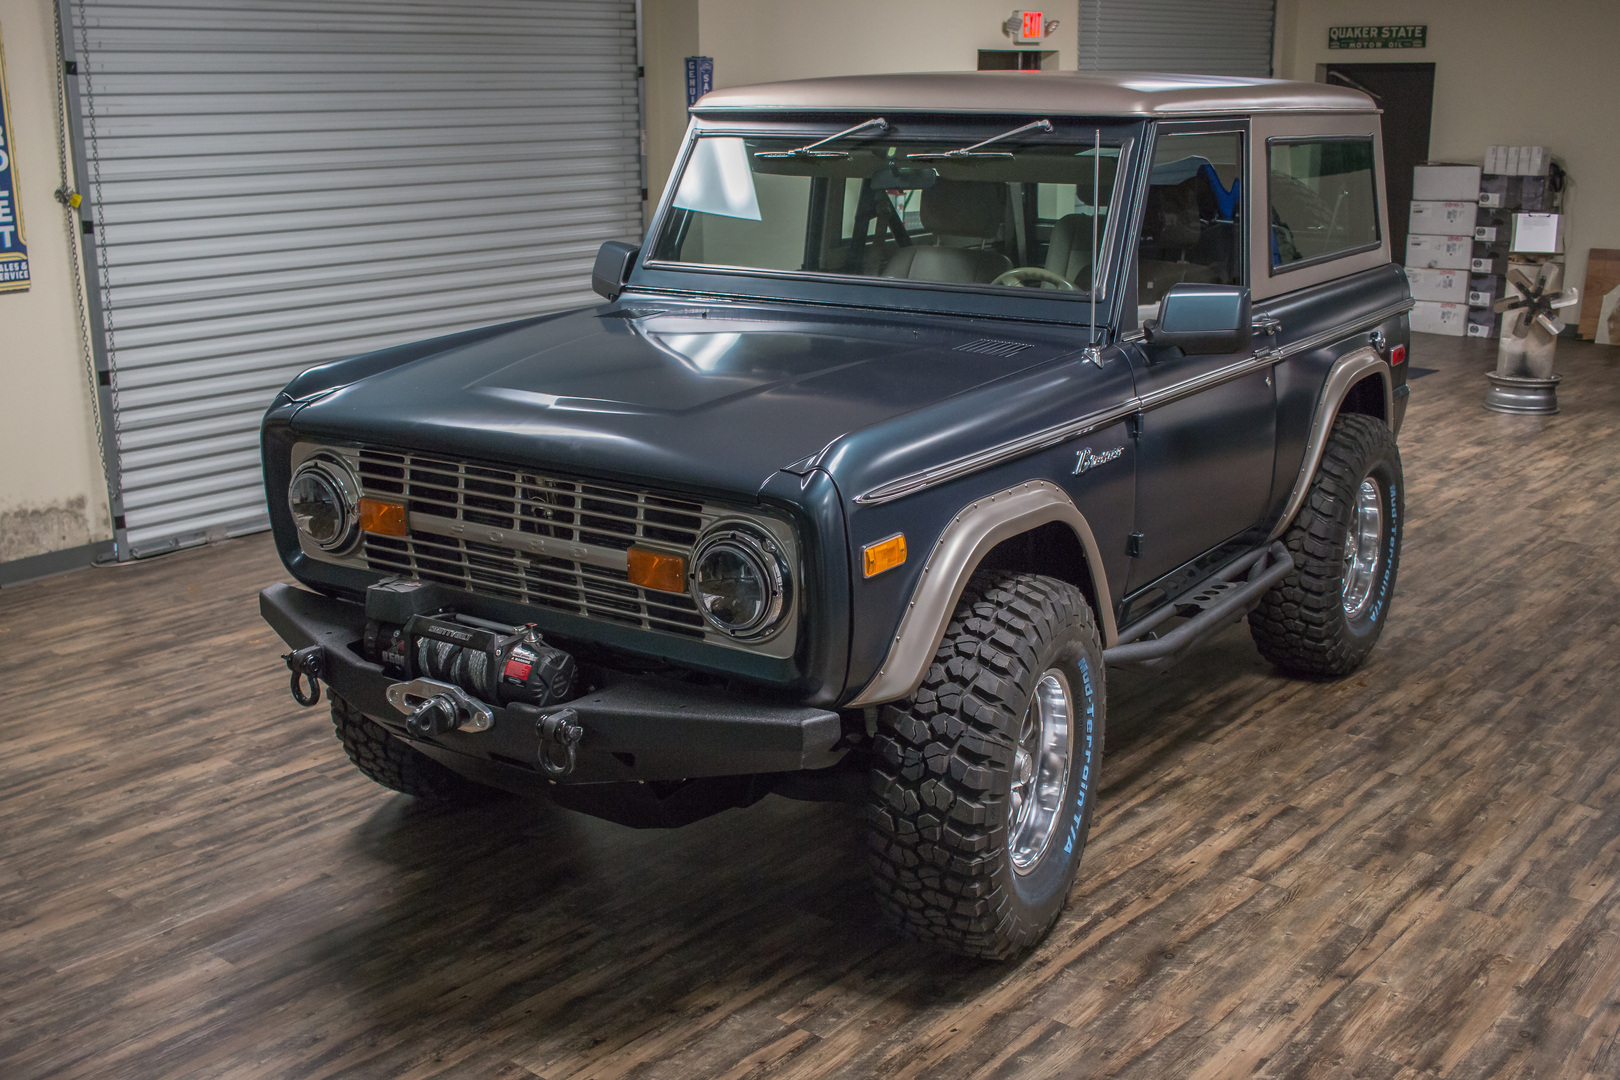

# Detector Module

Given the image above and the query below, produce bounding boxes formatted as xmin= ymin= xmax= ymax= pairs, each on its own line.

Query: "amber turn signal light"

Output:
xmin=357 ymin=497 xmax=408 ymax=537
xmin=628 ymin=548 xmax=687 ymax=593
xmin=863 ymin=533 xmax=906 ymax=578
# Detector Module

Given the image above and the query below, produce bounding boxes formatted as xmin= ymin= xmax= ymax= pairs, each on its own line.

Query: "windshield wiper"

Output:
xmin=907 ymin=118 xmax=1053 ymax=160
xmin=756 ymin=117 xmax=888 ymax=159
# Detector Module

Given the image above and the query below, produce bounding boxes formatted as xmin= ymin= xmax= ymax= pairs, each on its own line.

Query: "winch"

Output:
xmin=278 ymin=578 xmax=586 ymax=773
xmin=365 ymin=613 xmax=575 ymax=706
xmin=365 ymin=610 xmax=576 ymax=732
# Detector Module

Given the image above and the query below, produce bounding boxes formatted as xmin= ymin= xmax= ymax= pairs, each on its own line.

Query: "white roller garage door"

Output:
xmin=68 ymin=0 xmax=644 ymax=557
xmin=1077 ymin=0 xmax=1276 ymax=77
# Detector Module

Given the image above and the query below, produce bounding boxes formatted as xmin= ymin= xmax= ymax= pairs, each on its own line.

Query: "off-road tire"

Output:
xmin=330 ymin=692 xmax=498 ymax=802
xmin=1249 ymin=412 xmax=1403 ymax=677
xmin=867 ymin=572 xmax=1105 ymax=960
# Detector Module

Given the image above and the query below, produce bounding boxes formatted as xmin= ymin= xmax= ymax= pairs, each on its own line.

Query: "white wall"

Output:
xmin=0 ymin=0 xmax=111 ymax=564
xmin=643 ymin=0 xmax=1079 ymax=208
xmin=698 ymin=0 xmax=1078 ymax=89
xmin=1275 ymin=0 xmax=1620 ymax=306
xmin=643 ymin=0 xmax=699 ymax=211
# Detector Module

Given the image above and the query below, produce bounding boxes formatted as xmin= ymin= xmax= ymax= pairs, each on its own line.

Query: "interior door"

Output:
xmin=1127 ymin=125 xmax=1276 ymax=593
xmin=1323 ymin=64 xmax=1435 ymax=261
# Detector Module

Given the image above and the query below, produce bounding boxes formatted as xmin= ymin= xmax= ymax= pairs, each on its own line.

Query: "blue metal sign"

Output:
xmin=684 ymin=56 xmax=714 ymax=110
xmin=0 ymin=31 xmax=29 ymax=293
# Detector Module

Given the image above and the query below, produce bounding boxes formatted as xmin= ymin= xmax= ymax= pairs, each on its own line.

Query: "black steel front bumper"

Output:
xmin=259 ymin=584 xmax=845 ymax=791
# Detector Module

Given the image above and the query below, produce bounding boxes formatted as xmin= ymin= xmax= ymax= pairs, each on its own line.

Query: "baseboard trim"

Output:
xmin=0 ymin=539 xmax=118 ymax=589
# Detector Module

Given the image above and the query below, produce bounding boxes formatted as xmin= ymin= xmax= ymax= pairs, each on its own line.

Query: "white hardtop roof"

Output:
xmin=692 ymin=71 xmax=1376 ymax=118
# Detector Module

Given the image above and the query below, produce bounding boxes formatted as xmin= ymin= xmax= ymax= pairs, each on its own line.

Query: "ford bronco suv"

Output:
xmin=261 ymin=72 xmax=1411 ymax=959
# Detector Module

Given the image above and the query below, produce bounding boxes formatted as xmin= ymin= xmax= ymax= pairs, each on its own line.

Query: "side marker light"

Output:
xmin=863 ymin=534 xmax=907 ymax=578
xmin=358 ymin=498 xmax=407 ymax=537
xmin=1390 ymin=344 xmax=1406 ymax=366
xmin=628 ymin=548 xmax=687 ymax=593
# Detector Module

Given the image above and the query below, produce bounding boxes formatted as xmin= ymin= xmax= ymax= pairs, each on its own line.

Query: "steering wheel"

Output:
xmin=992 ymin=267 xmax=1076 ymax=290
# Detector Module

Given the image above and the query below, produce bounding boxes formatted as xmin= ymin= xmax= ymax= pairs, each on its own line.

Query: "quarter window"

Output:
xmin=1268 ymin=138 xmax=1380 ymax=271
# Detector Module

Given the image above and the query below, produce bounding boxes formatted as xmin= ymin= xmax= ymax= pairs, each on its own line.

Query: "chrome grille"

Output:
xmin=356 ymin=448 xmax=717 ymax=638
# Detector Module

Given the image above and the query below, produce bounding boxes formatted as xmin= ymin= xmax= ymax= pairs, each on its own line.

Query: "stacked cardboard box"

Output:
xmin=1484 ymin=146 xmax=1548 ymax=176
xmin=1472 ymin=149 xmax=1565 ymax=337
xmin=1406 ymin=165 xmax=1480 ymax=336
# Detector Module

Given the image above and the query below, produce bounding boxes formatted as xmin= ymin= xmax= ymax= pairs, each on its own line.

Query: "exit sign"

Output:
xmin=1008 ymin=10 xmax=1047 ymax=45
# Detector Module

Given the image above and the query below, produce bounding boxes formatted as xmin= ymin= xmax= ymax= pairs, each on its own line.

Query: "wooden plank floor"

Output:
xmin=4 ymin=334 xmax=1620 ymax=1080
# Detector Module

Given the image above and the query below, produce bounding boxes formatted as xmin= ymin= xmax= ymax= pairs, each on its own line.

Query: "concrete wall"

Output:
xmin=0 ymin=0 xmax=110 ymax=566
xmin=1275 ymin=0 xmax=1620 ymax=304
xmin=643 ymin=0 xmax=1079 ymax=209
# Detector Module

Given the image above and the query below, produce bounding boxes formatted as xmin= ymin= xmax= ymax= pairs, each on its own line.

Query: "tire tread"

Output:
xmin=330 ymin=693 xmax=495 ymax=802
xmin=1249 ymin=412 xmax=1402 ymax=677
xmin=866 ymin=572 xmax=1098 ymax=959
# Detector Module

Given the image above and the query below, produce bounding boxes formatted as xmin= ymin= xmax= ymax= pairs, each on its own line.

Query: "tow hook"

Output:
xmin=385 ymin=678 xmax=495 ymax=737
xmin=536 ymin=707 xmax=584 ymax=778
xmin=282 ymin=645 xmax=327 ymax=707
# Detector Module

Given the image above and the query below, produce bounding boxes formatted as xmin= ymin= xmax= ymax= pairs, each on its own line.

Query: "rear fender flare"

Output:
xmin=1270 ymin=347 xmax=1392 ymax=541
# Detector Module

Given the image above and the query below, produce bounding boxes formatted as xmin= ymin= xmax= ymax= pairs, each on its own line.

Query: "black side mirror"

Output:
xmin=591 ymin=241 xmax=640 ymax=301
xmin=1143 ymin=283 xmax=1252 ymax=356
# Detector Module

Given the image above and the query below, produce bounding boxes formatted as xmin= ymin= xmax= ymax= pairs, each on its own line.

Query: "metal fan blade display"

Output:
xmin=1492 ymin=266 xmax=1579 ymax=338
xmin=1485 ymin=260 xmax=1579 ymax=416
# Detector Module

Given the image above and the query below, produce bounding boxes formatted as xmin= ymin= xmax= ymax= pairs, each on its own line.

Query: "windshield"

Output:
xmin=650 ymin=126 xmax=1125 ymax=297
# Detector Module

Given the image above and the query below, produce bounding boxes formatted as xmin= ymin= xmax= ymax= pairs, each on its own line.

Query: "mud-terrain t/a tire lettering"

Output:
xmin=866 ymin=572 xmax=1105 ymax=960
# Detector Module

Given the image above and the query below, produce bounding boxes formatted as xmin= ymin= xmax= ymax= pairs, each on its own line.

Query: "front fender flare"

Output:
xmin=847 ymin=480 xmax=1116 ymax=708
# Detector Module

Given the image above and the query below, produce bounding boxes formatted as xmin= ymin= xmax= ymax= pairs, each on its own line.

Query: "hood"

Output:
xmin=290 ymin=300 xmax=1085 ymax=497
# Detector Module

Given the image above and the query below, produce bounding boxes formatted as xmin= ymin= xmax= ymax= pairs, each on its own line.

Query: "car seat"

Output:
xmin=1138 ymin=179 xmax=1218 ymax=306
xmin=1044 ymin=213 xmax=1097 ymax=288
xmin=882 ymin=180 xmax=1012 ymax=284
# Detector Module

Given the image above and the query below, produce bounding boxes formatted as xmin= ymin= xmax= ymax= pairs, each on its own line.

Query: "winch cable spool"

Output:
xmin=367 ymin=611 xmax=578 ymax=748
xmin=394 ymin=614 xmax=576 ymax=709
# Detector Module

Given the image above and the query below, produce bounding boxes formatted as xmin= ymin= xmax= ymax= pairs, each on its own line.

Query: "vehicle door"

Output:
xmin=1125 ymin=123 xmax=1276 ymax=595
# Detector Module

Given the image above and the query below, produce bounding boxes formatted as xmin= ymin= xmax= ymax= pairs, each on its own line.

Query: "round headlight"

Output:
xmin=690 ymin=525 xmax=790 ymax=639
xmin=288 ymin=456 xmax=359 ymax=553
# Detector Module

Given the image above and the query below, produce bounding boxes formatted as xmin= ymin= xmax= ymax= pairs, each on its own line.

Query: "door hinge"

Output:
xmin=1126 ymin=532 xmax=1144 ymax=558
xmin=1127 ymin=412 xmax=1143 ymax=440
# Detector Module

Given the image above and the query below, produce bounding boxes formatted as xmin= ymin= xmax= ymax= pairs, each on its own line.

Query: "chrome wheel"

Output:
xmin=1008 ymin=669 xmax=1074 ymax=874
xmin=1342 ymin=478 xmax=1384 ymax=618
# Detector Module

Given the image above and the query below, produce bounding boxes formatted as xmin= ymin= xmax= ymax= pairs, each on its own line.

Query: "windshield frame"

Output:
xmin=631 ymin=115 xmax=1145 ymax=326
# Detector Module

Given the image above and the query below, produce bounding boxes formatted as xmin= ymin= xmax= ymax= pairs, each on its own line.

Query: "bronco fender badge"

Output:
xmin=1072 ymin=446 xmax=1124 ymax=475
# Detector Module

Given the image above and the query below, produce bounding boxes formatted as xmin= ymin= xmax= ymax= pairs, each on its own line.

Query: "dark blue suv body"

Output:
xmin=261 ymin=72 xmax=1411 ymax=958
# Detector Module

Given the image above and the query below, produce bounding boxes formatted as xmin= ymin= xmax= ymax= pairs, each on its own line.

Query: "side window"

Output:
xmin=1137 ymin=131 xmax=1245 ymax=318
xmin=1268 ymin=138 xmax=1379 ymax=271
